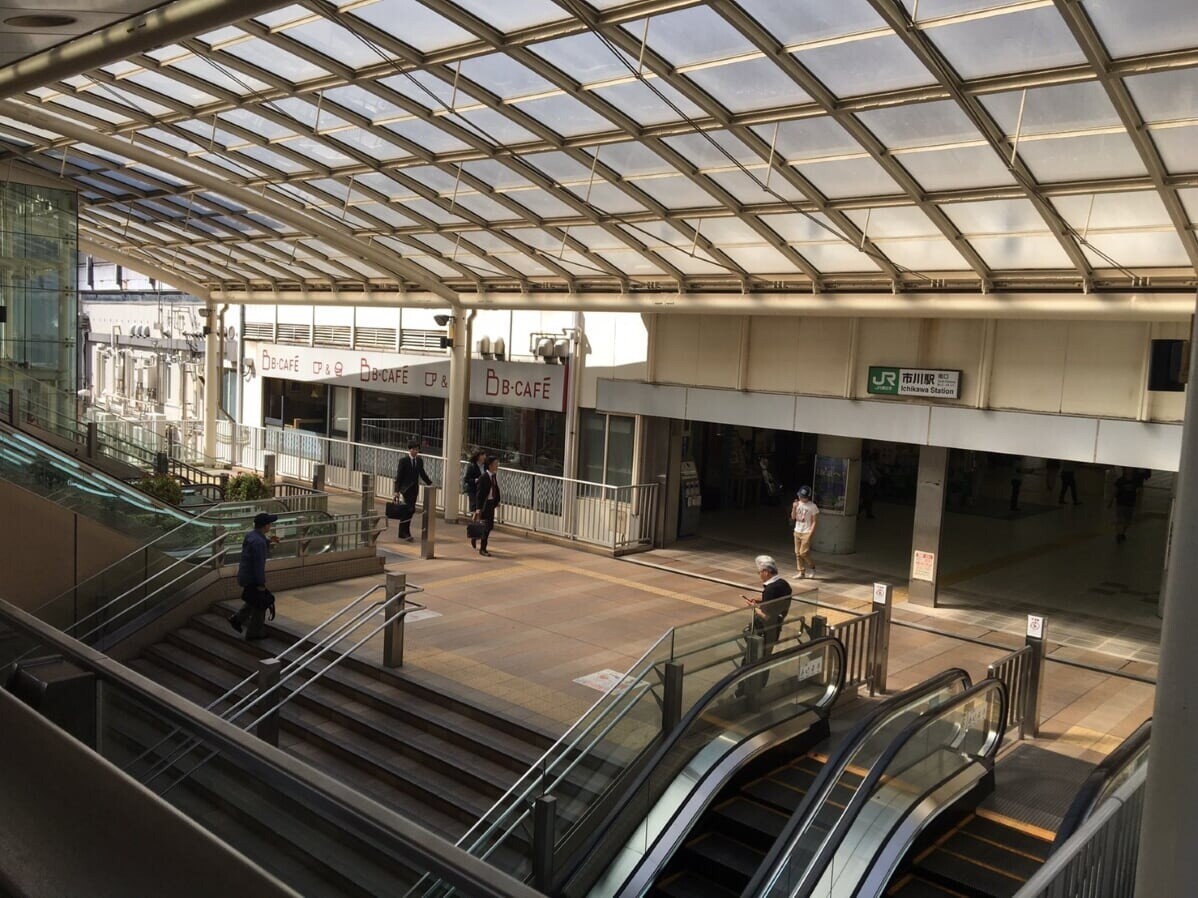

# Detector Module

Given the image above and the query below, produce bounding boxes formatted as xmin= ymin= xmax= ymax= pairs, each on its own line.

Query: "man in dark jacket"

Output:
xmin=472 ymin=455 xmax=501 ymax=556
xmin=393 ymin=441 xmax=432 ymax=541
xmin=745 ymin=554 xmax=792 ymax=653
xmin=229 ymin=512 xmax=279 ymax=640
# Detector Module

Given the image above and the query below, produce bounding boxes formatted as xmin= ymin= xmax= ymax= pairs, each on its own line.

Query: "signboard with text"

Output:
xmin=248 ymin=342 xmax=567 ymax=412
xmin=868 ymin=366 xmax=961 ymax=399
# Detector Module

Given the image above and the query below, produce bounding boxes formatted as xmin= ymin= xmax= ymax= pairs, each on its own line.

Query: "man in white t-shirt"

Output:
xmin=791 ymin=486 xmax=820 ymax=578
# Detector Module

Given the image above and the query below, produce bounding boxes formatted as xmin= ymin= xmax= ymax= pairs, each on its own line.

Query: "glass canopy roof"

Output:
xmin=1 ymin=0 xmax=1195 ymax=297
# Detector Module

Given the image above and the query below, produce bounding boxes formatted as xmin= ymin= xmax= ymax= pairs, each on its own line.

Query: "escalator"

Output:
xmin=560 ymin=665 xmax=974 ymax=898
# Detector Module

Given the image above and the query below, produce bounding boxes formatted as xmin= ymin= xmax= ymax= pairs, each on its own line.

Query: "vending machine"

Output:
xmin=678 ymin=459 xmax=702 ymax=537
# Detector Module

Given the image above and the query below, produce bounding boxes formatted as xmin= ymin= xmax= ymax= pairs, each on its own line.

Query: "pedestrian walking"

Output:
xmin=229 ymin=512 xmax=280 ymax=641
xmin=1110 ymin=467 xmax=1141 ymax=544
xmin=473 ymin=455 xmax=501 ymax=556
xmin=742 ymin=555 xmax=793 ymax=655
xmin=859 ymin=453 xmax=880 ymax=519
xmin=790 ymin=486 xmax=820 ymax=578
xmin=393 ymin=441 xmax=432 ymax=541
xmin=462 ymin=448 xmax=484 ymax=515
xmin=1058 ymin=460 xmax=1080 ymax=506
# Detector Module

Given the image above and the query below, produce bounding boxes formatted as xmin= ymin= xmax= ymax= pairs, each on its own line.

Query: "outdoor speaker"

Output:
xmin=1148 ymin=339 xmax=1188 ymax=392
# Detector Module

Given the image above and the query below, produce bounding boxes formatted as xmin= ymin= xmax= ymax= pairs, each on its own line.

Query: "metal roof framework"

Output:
xmin=1 ymin=0 xmax=1196 ymax=301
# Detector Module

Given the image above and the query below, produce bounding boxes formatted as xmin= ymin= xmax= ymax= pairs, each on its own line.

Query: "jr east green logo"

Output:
xmin=868 ymin=367 xmax=900 ymax=395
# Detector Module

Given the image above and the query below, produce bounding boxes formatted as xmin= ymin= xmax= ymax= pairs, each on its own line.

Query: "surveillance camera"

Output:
xmin=434 ymin=314 xmax=451 ymax=326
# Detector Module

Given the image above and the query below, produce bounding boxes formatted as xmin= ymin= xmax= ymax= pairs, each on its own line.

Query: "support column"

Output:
xmin=202 ymin=303 xmax=220 ymax=459
xmin=441 ymin=312 xmax=471 ymax=524
xmin=812 ymin=435 xmax=860 ymax=554
xmin=1135 ymin=311 xmax=1198 ymax=898
xmin=908 ymin=445 xmax=948 ymax=607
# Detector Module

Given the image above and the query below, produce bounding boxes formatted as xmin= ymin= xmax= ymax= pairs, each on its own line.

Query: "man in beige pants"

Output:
xmin=791 ymin=486 xmax=820 ymax=578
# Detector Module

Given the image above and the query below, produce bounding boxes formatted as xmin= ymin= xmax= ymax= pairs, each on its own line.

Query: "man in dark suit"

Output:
xmin=472 ymin=455 xmax=501 ymax=556
xmin=393 ymin=441 xmax=432 ymax=541
xmin=744 ymin=555 xmax=792 ymax=654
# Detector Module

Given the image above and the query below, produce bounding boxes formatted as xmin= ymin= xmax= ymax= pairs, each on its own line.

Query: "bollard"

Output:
xmin=420 ymin=485 xmax=437 ymax=560
xmin=809 ymin=615 xmax=828 ymax=640
xmin=661 ymin=661 xmax=684 ymax=735
xmin=6 ymin=388 xmax=16 ymax=426
xmin=154 ymin=449 xmax=168 ymax=475
xmin=263 ymin=453 xmax=276 ymax=488
xmin=1023 ymin=614 xmax=1047 ymax=739
xmin=383 ymin=572 xmax=407 ymax=668
xmin=312 ymin=464 xmax=326 ymax=493
xmin=360 ymin=473 xmax=374 ymax=520
xmin=254 ymin=658 xmax=282 ymax=746
xmin=870 ymin=583 xmax=894 ymax=696
xmin=532 ymin=795 xmax=558 ymax=893
xmin=87 ymin=423 xmax=101 ymax=461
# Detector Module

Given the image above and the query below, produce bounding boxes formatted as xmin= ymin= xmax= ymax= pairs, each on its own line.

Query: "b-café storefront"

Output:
xmin=251 ymin=342 xmax=568 ymax=473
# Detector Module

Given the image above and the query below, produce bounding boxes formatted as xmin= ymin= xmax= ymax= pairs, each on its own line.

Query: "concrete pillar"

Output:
xmin=1135 ymin=312 xmax=1198 ymax=897
xmin=908 ymin=445 xmax=948 ymax=607
xmin=202 ymin=303 xmax=220 ymax=459
xmin=812 ymin=435 xmax=860 ymax=554
xmin=441 ymin=313 xmax=471 ymax=523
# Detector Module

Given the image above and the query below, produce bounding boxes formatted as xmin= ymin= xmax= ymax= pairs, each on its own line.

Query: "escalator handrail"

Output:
xmin=555 ymin=635 xmax=846 ymax=896
xmin=1053 ymin=717 xmax=1151 ymax=850
xmin=743 ymin=666 xmax=973 ymax=898
xmin=790 ymin=677 xmax=1008 ymax=898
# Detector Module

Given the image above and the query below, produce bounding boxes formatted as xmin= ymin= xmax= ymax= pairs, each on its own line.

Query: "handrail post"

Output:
xmin=312 ymin=463 xmax=326 ymax=493
xmin=420 ymin=485 xmax=437 ymax=560
xmin=7 ymin=388 xmax=16 ymax=426
xmin=360 ymin=473 xmax=374 ymax=520
xmin=255 ymin=658 xmax=281 ymax=747
xmin=383 ymin=572 xmax=406 ymax=668
xmin=532 ymin=795 xmax=558 ymax=893
xmin=219 ymin=472 xmax=229 ymax=496
xmin=870 ymin=583 xmax=893 ymax=696
xmin=810 ymin=615 xmax=828 ymax=640
xmin=661 ymin=661 xmax=684 ymax=735
xmin=1023 ymin=614 xmax=1047 ymax=739
xmin=263 ymin=453 xmax=276 ymax=488
xmin=87 ymin=423 xmax=100 ymax=461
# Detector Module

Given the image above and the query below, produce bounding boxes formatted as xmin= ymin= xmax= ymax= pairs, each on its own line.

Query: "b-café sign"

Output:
xmin=868 ymin=366 xmax=961 ymax=400
xmin=251 ymin=343 xmax=567 ymax=412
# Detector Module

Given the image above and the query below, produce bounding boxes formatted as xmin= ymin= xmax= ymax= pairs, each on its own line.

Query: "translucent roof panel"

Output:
xmin=969 ymin=236 xmax=1074 ymax=269
xmin=929 ymin=6 xmax=1086 ymax=79
xmin=1082 ymin=0 xmax=1198 ymax=58
xmin=795 ymin=157 xmax=903 ymax=198
xmin=686 ymin=57 xmax=812 ymax=114
xmin=857 ymin=100 xmax=984 ymax=149
xmin=458 ymin=54 xmax=556 ymax=101
xmin=898 ymin=145 xmax=1017 ymax=191
xmin=1149 ymin=125 xmax=1198 ymax=175
xmin=223 ymin=38 xmax=331 ymax=83
xmin=509 ymin=93 xmax=614 ymax=137
xmin=1052 ymin=192 xmax=1175 ymax=231
xmin=1124 ymin=70 xmax=1198 ymax=124
xmin=347 ymin=0 xmax=477 ymax=53
xmin=530 ymin=33 xmax=638 ymax=85
xmin=982 ymin=83 xmax=1123 ymax=137
xmin=736 ymin=0 xmax=886 ymax=46
xmin=627 ymin=8 xmax=755 ymax=68
xmin=284 ymin=20 xmax=393 ymax=69
xmin=1015 ymin=132 xmax=1148 ymax=182
xmin=444 ymin=0 xmax=568 ymax=33
xmin=591 ymin=79 xmax=706 ymax=126
xmin=796 ymin=33 xmax=934 ymax=97
xmin=1081 ymin=231 xmax=1191 ymax=268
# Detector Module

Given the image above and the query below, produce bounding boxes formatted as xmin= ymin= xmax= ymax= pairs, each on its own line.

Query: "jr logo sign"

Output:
xmin=868 ymin=366 xmax=900 ymax=395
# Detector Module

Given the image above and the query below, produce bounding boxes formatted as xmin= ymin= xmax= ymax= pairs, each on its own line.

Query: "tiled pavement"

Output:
xmin=263 ymin=502 xmax=1155 ymax=768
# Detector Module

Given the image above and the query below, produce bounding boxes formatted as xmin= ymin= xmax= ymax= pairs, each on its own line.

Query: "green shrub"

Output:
xmin=226 ymin=473 xmax=271 ymax=501
xmin=135 ymin=474 xmax=184 ymax=506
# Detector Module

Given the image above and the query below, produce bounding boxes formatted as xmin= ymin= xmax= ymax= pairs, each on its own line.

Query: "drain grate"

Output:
xmin=981 ymin=744 xmax=1094 ymax=833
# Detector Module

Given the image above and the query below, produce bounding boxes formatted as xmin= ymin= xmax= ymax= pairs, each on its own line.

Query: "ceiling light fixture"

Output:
xmin=3 ymin=14 xmax=78 ymax=27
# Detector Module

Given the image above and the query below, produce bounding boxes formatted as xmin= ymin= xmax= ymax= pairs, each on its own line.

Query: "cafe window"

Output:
xmin=579 ymin=410 xmax=635 ymax=487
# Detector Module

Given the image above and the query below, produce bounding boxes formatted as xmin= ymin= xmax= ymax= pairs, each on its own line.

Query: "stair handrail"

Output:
xmin=148 ymin=585 xmax=428 ymax=798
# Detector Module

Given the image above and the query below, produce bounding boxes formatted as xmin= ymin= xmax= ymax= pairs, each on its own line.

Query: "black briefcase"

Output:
xmin=385 ymin=500 xmax=407 ymax=520
xmin=466 ymin=520 xmax=488 ymax=539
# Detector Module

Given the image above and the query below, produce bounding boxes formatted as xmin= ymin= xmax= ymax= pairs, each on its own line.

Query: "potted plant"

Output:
xmin=225 ymin=472 xmax=271 ymax=501
xmin=135 ymin=473 xmax=184 ymax=506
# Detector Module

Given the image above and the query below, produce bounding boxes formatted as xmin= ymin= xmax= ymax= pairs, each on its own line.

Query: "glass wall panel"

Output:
xmin=0 ymin=182 xmax=78 ymax=391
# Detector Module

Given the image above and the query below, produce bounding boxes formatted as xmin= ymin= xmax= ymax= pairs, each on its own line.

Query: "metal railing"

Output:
xmin=987 ymin=644 xmax=1037 ymax=739
xmin=0 ymin=597 xmax=544 ymax=898
xmin=216 ymin=421 xmax=658 ymax=552
xmin=1013 ymin=764 xmax=1147 ymax=898
xmin=829 ymin=609 xmax=883 ymax=694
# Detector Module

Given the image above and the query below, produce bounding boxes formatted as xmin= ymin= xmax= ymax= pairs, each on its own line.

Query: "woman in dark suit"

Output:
xmin=472 ymin=456 xmax=501 ymax=556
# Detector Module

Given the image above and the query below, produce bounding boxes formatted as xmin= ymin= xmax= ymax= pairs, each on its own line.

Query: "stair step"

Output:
xmin=711 ymin=795 xmax=789 ymax=843
xmin=654 ymin=871 xmax=740 ymax=898
xmin=680 ymin=830 xmax=764 ymax=882
xmin=915 ymin=845 xmax=1030 ymax=898
xmin=888 ymin=874 xmax=970 ymax=897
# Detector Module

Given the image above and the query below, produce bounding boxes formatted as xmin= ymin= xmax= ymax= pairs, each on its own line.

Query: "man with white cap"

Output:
xmin=743 ymin=554 xmax=793 ymax=656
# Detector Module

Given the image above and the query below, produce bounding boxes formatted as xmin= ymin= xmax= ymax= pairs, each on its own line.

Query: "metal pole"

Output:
xmin=254 ymin=658 xmax=281 ymax=747
xmin=1023 ymin=614 xmax=1046 ymax=740
xmin=360 ymin=473 xmax=374 ymax=520
xmin=263 ymin=453 xmax=276 ymax=489
xmin=661 ymin=661 xmax=684 ymax=735
xmin=532 ymin=795 xmax=558 ymax=893
xmin=420 ymin=486 xmax=437 ymax=560
xmin=871 ymin=583 xmax=893 ymax=696
xmin=87 ymin=423 xmax=100 ymax=461
xmin=203 ymin=304 xmax=220 ymax=460
xmin=7 ymin=388 xmax=16 ymax=426
xmin=312 ymin=463 xmax=326 ymax=493
xmin=383 ymin=572 xmax=406 ymax=668
xmin=1137 ymin=308 xmax=1198 ymax=898
xmin=442 ymin=313 xmax=471 ymax=524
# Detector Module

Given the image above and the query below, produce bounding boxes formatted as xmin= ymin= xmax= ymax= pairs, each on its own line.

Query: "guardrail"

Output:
xmin=985 ymin=614 xmax=1048 ymax=740
xmin=216 ymin=421 xmax=658 ymax=553
xmin=1013 ymin=764 xmax=1146 ymax=898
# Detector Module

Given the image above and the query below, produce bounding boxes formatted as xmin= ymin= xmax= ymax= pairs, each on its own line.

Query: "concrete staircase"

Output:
xmin=128 ymin=603 xmax=558 ymax=845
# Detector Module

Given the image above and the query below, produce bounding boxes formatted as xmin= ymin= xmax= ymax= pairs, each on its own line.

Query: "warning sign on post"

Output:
xmin=912 ymin=550 xmax=936 ymax=582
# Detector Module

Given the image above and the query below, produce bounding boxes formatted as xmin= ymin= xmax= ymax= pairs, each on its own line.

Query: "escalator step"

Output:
xmin=772 ymin=764 xmax=821 ymax=795
xmin=915 ymin=847 xmax=1029 ymax=898
xmin=888 ymin=874 xmax=969 ymax=897
xmin=961 ymin=815 xmax=1054 ymax=862
xmin=742 ymin=776 xmax=808 ymax=813
xmin=711 ymin=795 xmax=789 ymax=843
xmin=682 ymin=831 xmax=764 ymax=882
xmin=654 ymin=871 xmax=739 ymax=898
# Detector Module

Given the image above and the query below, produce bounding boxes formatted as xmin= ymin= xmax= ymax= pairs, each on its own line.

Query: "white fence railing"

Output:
xmin=214 ymin=421 xmax=657 ymax=553
xmin=1013 ymin=765 xmax=1146 ymax=898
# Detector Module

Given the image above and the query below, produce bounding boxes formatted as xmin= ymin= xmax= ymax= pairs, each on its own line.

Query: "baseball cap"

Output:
xmin=797 ymin=486 xmax=812 ymax=499
xmin=253 ymin=512 xmax=279 ymax=528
